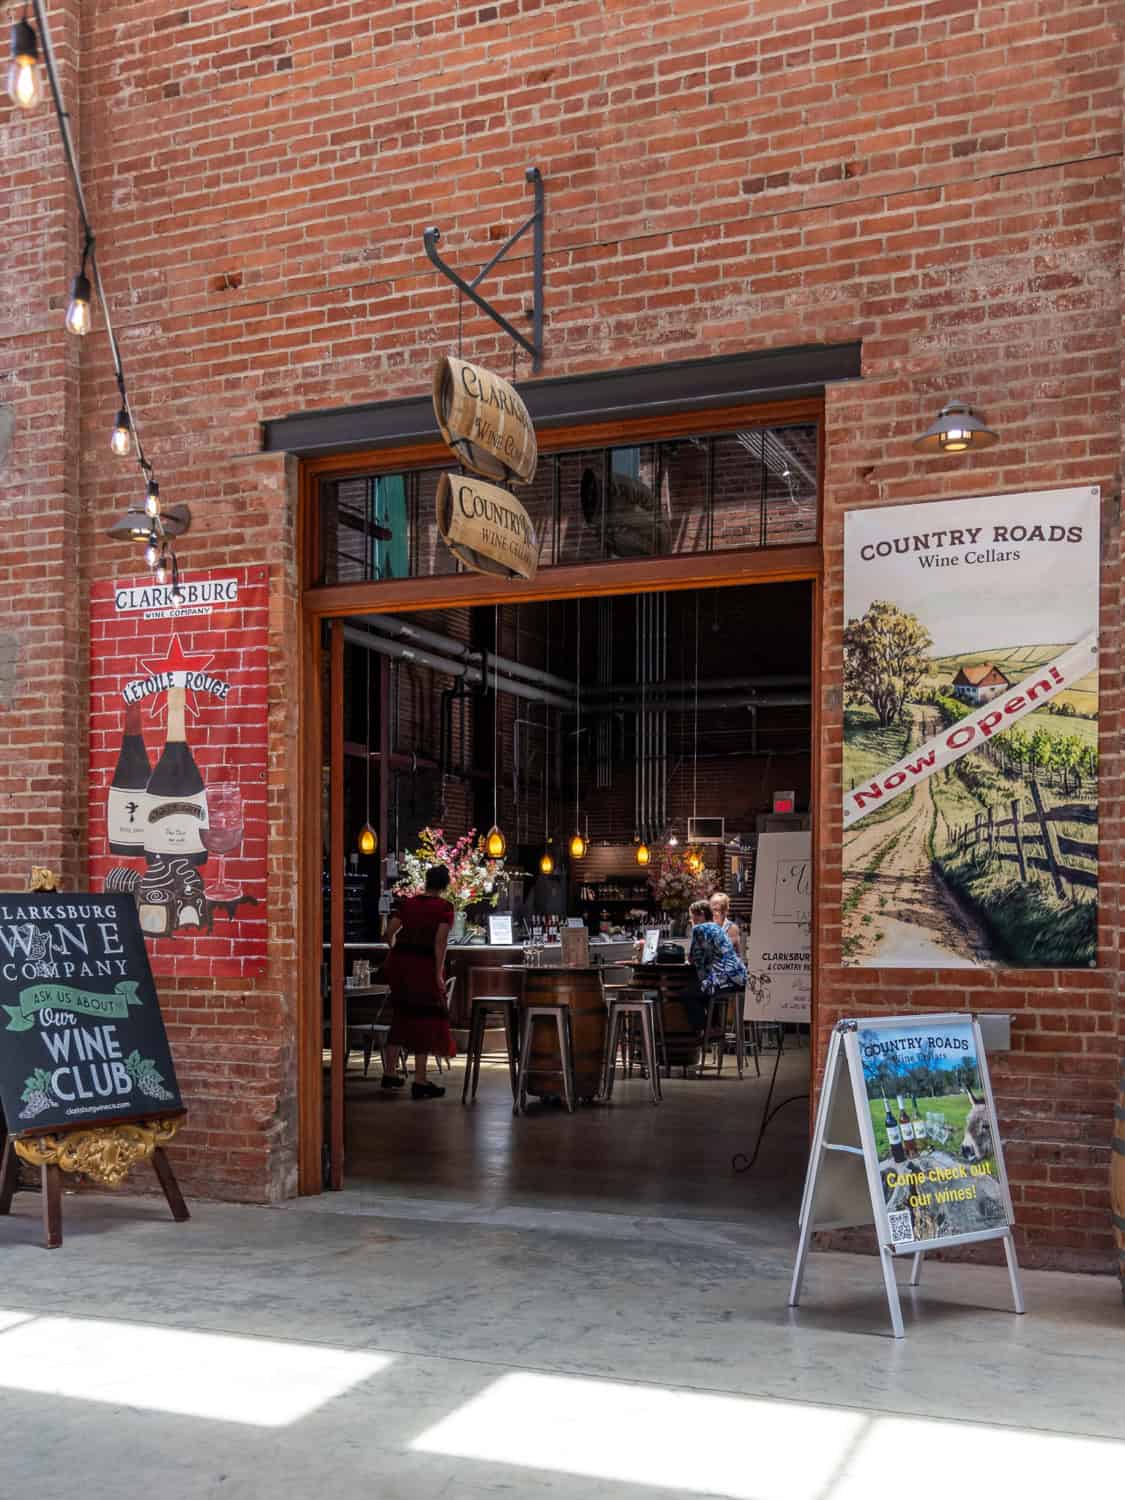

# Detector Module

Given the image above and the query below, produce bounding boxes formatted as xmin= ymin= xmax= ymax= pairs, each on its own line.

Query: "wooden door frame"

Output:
xmin=296 ymin=399 xmax=825 ymax=1194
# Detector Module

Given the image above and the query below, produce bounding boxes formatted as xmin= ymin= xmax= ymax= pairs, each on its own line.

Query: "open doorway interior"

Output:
xmin=322 ymin=579 xmax=813 ymax=1222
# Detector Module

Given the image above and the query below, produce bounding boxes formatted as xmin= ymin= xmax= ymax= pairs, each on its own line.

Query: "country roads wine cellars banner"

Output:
xmin=842 ymin=487 xmax=1100 ymax=969
xmin=89 ymin=566 xmax=268 ymax=978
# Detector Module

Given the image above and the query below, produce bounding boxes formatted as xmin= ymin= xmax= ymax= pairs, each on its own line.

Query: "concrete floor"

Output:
xmin=1 ymin=1051 xmax=1122 ymax=1500
xmin=342 ymin=1044 xmax=813 ymax=1222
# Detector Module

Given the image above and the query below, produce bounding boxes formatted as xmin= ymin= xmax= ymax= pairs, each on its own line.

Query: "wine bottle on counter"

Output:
xmin=107 ymin=702 xmax=151 ymax=856
xmin=144 ymin=683 xmax=208 ymax=865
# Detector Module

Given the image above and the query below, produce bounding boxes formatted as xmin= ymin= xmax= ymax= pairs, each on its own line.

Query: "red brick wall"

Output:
xmin=1 ymin=2 xmax=1120 ymax=1249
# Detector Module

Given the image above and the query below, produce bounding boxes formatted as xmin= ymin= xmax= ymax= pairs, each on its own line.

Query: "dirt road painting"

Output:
xmin=843 ymin=488 xmax=1100 ymax=969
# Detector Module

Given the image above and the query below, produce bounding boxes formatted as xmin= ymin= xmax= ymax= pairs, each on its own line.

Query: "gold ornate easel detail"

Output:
xmin=13 ymin=1116 xmax=182 ymax=1188
xmin=28 ymin=866 xmax=61 ymax=892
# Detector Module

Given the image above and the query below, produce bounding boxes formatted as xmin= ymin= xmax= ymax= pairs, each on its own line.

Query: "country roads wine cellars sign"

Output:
xmin=0 ymin=894 xmax=182 ymax=1133
xmin=88 ymin=566 xmax=268 ymax=978
xmin=842 ymin=487 xmax=1100 ymax=970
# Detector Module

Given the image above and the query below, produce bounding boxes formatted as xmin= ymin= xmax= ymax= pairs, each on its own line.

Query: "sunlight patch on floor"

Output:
xmin=0 ymin=1310 xmax=392 ymax=1427
xmin=412 ymin=1370 xmax=1123 ymax=1500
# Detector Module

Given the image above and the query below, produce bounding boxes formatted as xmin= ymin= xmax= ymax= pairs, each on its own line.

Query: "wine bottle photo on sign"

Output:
xmin=144 ymin=683 xmax=209 ymax=866
xmin=883 ymin=1094 xmax=905 ymax=1164
xmin=107 ymin=702 xmax=151 ymax=856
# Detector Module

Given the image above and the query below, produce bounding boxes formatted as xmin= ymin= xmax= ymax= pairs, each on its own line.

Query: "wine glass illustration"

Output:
xmin=201 ymin=780 xmax=243 ymax=903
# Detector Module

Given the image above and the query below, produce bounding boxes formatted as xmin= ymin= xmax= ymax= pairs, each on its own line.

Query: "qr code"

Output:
xmin=888 ymin=1210 xmax=915 ymax=1245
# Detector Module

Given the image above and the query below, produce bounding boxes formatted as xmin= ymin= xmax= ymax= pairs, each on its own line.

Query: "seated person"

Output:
xmin=709 ymin=890 xmax=741 ymax=956
xmin=683 ymin=898 xmax=748 ymax=1030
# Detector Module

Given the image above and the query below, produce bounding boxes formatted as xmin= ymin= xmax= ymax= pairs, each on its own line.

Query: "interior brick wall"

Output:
xmin=1 ymin=2 xmax=1120 ymax=1251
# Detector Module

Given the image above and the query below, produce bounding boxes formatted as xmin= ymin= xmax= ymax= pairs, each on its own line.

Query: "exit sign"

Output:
xmin=773 ymin=791 xmax=796 ymax=814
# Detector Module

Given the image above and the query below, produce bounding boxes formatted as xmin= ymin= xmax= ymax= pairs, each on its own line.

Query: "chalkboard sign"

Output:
xmin=0 ymin=894 xmax=182 ymax=1135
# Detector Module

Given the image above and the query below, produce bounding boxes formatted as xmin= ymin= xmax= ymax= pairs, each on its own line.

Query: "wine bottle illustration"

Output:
xmin=897 ymin=1094 xmax=917 ymax=1158
xmin=107 ymin=702 xmax=151 ymax=856
xmin=144 ymin=684 xmax=208 ymax=866
xmin=883 ymin=1093 xmax=905 ymax=1164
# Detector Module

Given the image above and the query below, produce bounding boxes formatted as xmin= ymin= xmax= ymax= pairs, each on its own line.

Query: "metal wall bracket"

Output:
xmin=424 ymin=166 xmax=544 ymax=372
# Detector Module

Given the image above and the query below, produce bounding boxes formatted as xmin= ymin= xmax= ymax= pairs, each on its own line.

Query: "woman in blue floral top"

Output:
xmin=684 ymin=899 xmax=748 ymax=1028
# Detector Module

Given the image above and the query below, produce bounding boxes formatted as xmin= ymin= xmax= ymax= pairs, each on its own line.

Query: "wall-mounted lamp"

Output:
xmin=913 ymin=401 xmax=997 ymax=456
xmin=106 ymin=500 xmax=192 ymax=542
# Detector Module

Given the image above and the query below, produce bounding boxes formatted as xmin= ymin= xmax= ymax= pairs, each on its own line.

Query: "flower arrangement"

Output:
xmin=394 ymin=827 xmax=505 ymax=912
xmin=652 ymin=846 xmax=711 ymax=912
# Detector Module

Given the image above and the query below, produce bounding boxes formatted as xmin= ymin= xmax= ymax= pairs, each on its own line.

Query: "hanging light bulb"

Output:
xmin=110 ymin=408 xmax=132 ymax=456
xmin=539 ymin=847 xmax=554 ymax=876
xmin=668 ymin=830 xmax=679 ymax=847
xmin=635 ymin=841 xmax=651 ymax=867
xmin=357 ymin=823 xmax=378 ymax=856
xmin=687 ymin=851 xmax=703 ymax=875
xmin=144 ymin=480 xmax=160 ymax=518
xmin=485 ymin=825 xmax=507 ymax=859
xmin=357 ymin=649 xmax=378 ymax=857
xmin=569 ymin=831 xmax=587 ymax=860
xmin=154 ymin=553 xmax=169 ymax=585
xmin=65 ymin=271 xmax=92 ymax=336
xmin=144 ymin=533 xmax=160 ymax=568
xmin=169 ymin=555 xmax=186 ymax=608
xmin=7 ymin=14 xmax=42 ymax=110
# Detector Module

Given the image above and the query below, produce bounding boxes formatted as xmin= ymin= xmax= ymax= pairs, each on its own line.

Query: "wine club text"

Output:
xmin=39 ymin=1017 xmax=134 ymax=1102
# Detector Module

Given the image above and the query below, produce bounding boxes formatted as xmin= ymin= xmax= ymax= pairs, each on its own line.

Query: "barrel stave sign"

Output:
xmin=436 ymin=473 xmax=539 ymax=581
xmin=432 ymin=356 xmax=538 ymax=486
xmin=0 ymin=894 xmax=182 ymax=1134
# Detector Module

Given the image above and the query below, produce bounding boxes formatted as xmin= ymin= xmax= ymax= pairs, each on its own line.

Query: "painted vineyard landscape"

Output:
xmin=842 ymin=490 xmax=1100 ymax=970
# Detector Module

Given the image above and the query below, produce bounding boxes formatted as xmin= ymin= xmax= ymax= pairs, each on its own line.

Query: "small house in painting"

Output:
xmin=952 ymin=663 xmax=1011 ymax=705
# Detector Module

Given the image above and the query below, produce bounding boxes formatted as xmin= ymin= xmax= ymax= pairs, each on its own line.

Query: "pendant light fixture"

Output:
xmin=357 ymin=647 xmax=377 ymax=856
xmin=569 ymin=599 xmax=587 ymax=860
xmin=538 ymin=608 xmax=555 ymax=874
xmin=635 ymin=840 xmax=650 ymax=867
xmin=685 ymin=597 xmax=703 ymax=877
xmin=485 ymin=606 xmax=507 ymax=860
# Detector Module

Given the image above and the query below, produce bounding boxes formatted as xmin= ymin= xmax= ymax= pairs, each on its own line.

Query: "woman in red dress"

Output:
xmin=381 ymin=865 xmax=456 ymax=1099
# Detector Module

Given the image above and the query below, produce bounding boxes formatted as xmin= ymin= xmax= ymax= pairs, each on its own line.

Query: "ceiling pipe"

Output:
xmin=343 ymin=625 xmax=575 ymax=712
xmin=588 ymin=692 xmax=811 ymax=714
xmin=361 ymin=612 xmax=575 ymax=696
xmin=589 ymin=674 xmax=810 ymax=697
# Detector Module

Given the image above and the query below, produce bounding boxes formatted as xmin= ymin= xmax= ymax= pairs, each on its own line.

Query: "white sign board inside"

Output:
xmin=744 ymin=831 xmax=811 ymax=1023
xmin=487 ymin=912 xmax=514 ymax=945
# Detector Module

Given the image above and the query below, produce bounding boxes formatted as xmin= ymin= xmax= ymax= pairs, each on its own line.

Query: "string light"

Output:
xmin=64 ymin=265 xmax=91 ymax=336
xmin=7 ymin=10 xmax=40 ymax=109
xmin=110 ymin=407 xmax=132 ymax=456
xmin=8 ymin=2 xmax=190 ymax=588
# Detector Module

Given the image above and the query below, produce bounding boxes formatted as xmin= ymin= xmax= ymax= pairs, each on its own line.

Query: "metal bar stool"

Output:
xmin=514 ymin=1004 xmax=575 ymax=1115
xmin=699 ymin=987 xmax=747 ymax=1078
xmin=461 ymin=995 xmax=520 ymax=1104
xmin=602 ymin=989 xmax=662 ymax=1104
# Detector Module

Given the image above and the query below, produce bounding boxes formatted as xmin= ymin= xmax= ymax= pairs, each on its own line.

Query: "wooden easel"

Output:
xmin=0 ymin=1116 xmax=190 ymax=1250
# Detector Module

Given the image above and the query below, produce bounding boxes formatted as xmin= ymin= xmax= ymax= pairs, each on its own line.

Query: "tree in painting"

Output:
xmin=843 ymin=601 xmax=932 ymax=727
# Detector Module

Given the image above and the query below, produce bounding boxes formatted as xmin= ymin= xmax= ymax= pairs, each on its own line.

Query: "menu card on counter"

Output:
xmin=487 ymin=912 xmax=514 ymax=945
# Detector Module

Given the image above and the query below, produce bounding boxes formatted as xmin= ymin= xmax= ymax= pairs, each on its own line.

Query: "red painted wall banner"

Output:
xmin=89 ymin=566 xmax=268 ymax=978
